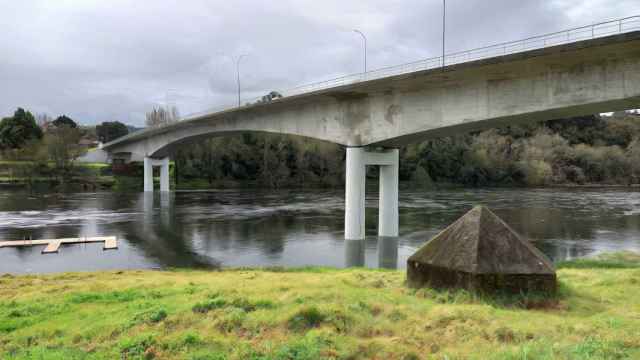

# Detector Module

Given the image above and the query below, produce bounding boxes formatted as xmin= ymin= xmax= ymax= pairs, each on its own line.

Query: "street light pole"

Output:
xmin=236 ymin=54 xmax=248 ymax=107
xmin=353 ymin=29 xmax=367 ymax=73
xmin=442 ymin=0 xmax=446 ymax=69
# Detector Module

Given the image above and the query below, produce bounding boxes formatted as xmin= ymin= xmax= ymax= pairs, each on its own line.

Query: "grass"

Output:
xmin=0 ymin=161 xmax=110 ymax=181
xmin=557 ymin=251 xmax=640 ymax=269
xmin=0 ymin=160 xmax=107 ymax=168
xmin=0 ymin=160 xmax=129 ymax=190
xmin=0 ymin=254 xmax=639 ymax=359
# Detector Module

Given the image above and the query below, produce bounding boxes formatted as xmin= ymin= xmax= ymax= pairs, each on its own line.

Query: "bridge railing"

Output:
xmin=180 ymin=15 xmax=639 ymax=122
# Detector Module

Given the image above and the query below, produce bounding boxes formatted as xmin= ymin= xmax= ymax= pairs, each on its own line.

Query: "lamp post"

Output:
xmin=442 ymin=0 xmax=446 ymax=69
xmin=353 ymin=29 xmax=367 ymax=73
xmin=236 ymin=54 xmax=248 ymax=106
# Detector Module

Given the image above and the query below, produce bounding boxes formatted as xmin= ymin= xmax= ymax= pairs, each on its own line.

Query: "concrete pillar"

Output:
xmin=345 ymin=147 xmax=366 ymax=240
xmin=378 ymin=149 xmax=399 ymax=237
xmin=160 ymin=157 xmax=170 ymax=192
xmin=345 ymin=239 xmax=366 ymax=267
xmin=378 ymin=236 xmax=398 ymax=269
xmin=143 ymin=157 xmax=153 ymax=192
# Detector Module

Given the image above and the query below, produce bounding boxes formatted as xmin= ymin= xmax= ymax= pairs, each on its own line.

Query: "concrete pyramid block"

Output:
xmin=407 ymin=206 xmax=556 ymax=293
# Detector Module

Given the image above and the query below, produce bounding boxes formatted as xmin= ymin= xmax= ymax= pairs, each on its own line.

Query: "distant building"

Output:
xmin=78 ymin=137 xmax=99 ymax=149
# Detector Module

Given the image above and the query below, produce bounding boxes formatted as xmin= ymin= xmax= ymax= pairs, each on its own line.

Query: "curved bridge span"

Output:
xmin=103 ymin=24 xmax=640 ymax=240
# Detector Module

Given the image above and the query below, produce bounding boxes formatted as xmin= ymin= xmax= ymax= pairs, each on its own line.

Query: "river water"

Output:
xmin=1 ymin=188 xmax=640 ymax=274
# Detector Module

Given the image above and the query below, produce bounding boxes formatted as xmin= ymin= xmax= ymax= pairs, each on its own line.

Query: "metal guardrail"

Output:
xmin=161 ymin=15 xmax=640 ymax=124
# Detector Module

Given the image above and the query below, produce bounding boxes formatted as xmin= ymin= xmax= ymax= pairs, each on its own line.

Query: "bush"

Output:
xmin=215 ymin=307 xmax=246 ymax=332
xmin=131 ymin=308 xmax=167 ymax=325
xmin=149 ymin=309 xmax=167 ymax=323
xmin=287 ymin=306 xmax=326 ymax=331
xmin=192 ymin=297 xmax=227 ymax=313
xmin=229 ymin=297 xmax=275 ymax=312
xmin=274 ymin=333 xmax=327 ymax=360
xmin=119 ymin=334 xmax=156 ymax=358
xmin=517 ymin=159 xmax=552 ymax=186
xmin=571 ymin=144 xmax=630 ymax=183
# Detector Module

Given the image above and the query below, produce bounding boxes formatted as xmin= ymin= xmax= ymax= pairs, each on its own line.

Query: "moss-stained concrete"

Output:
xmin=1 ymin=253 xmax=640 ymax=359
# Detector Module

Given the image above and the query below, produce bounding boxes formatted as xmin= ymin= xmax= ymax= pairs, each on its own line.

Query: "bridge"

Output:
xmin=103 ymin=16 xmax=640 ymax=240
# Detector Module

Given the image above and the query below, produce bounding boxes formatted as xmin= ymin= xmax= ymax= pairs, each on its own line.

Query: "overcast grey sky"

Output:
xmin=0 ymin=0 xmax=637 ymax=126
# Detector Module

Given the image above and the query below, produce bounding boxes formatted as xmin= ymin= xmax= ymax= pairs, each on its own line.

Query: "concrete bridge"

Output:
xmin=103 ymin=18 xmax=640 ymax=240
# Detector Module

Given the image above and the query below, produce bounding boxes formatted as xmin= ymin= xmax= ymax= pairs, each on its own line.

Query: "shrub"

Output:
xmin=131 ymin=308 xmax=167 ymax=326
xmin=274 ymin=334 xmax=326 ymax=360
xmin=119 ymin=334 xmax=156 ymax=358
xmin=215 ymin=308 xmax=246 ymax=332
xmin=517 ymin=159 xmax=553 ymax=186
xmin=182 ymin=332 xmax=202 ymax=346
xmin=230 ymin=297 xmax=275 ymax=312
xmin=192 ymin=297 xmax=227 ymax=313
xmin=149 ymin=309 xmax=167 ymax=323
xmin=287 ymin=306 xmax=326 ymax=331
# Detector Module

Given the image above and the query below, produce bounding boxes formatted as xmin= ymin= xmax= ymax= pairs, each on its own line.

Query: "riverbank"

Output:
xmin=1 ymin=253 xmax=639 ymax=359
xmin=0 ymin=161 xmax=151 ymax=192
xmin=6 ymin=160 xmax=640 ymax=192
xmin=0 ymin=161 xmax=115 ymax=191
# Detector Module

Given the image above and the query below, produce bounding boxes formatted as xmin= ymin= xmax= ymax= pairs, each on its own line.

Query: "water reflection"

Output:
xmin=129 ymin=192 xmax=219 ymax=268
xmin=1 ymin=188 xmax=640 ymax=274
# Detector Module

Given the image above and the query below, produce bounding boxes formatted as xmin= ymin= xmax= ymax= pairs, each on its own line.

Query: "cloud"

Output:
xmin=0 ymin=0 xmax=637 ymax=125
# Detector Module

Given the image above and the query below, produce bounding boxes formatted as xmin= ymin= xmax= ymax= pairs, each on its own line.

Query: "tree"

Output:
xmin=0 ymin=108 xmax=43 ymax=150
xmin=544 ymin=115 xmax=605 ymax=145
xmin=145 ymin=106 xmax=179 ymax=128
xmin=44 ymin=125 xmax=85 ymax=178
xmin=96 ymin=121 xmax=129 ymax=143
xmin=35 ymin=113 xmax=53 ymax=128
xmin=10 ymin=139 xmax=49 ymax=190
xmin=52 ymin=115 xmax=78 ymax=129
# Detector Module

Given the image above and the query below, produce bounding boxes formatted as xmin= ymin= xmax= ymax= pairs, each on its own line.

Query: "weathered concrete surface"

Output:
xmin=407 ymin=206 xmax=556 ymax=294
xmin=104 ymin=31 xmax=640 ymax=160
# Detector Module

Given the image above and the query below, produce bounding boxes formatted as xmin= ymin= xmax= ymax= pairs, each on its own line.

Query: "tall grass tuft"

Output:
xmin=287 ymin=306 xmax=326 ymax=331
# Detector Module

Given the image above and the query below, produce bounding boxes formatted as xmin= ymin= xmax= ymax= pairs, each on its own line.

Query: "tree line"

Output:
xmin=174 ymin=111 xmax=640 ymax=188
xmin=0 ymin=108 xmax=131 ymax=151
xmin=0 ymin=108 xmax=131 ymax=185
xmin=3 ymin=105 xmax=640 ymax=189
xmin=0 ymin=104 xmax=178 ymax=188
xmin=0 ymin=108 xmax=84 ymax=184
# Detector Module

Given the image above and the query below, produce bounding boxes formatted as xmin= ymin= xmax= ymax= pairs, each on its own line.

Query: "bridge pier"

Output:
xmin=143 ymin=156 xmax=171 ymax=192
xmin=143 ymin=157 xmax=153 ymax=192
xmin=345 ymin=147 xmax=399 ymax=240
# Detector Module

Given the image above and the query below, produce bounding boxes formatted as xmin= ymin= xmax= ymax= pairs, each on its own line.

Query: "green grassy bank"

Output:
xmin=0 ymin=161 xmax=145 ymax=191
xmin=1 ymin=253 xmax=640 ymax=359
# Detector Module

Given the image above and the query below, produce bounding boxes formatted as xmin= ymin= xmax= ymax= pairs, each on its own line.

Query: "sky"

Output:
xmin=0 ymin=0 xmax=638 ymax=126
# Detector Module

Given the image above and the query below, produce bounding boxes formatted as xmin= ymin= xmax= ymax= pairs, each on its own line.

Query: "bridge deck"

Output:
xmin=103 ymin=22 xmax=640 ymax=151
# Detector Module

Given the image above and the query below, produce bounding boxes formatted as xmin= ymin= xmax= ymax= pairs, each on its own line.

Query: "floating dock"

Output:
xmin=0 ymin=236 xmax=117 ymax=254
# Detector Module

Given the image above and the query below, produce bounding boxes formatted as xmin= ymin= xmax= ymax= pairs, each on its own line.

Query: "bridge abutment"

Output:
xmin=344 ymin=147 xmax=399 ymax=240
xmin=143 ymin=156 xmax=171 ymax=192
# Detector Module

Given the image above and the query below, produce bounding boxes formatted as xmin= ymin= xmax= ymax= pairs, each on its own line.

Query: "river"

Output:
xmin=1 ymin=188 xmax=640 ymax=274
